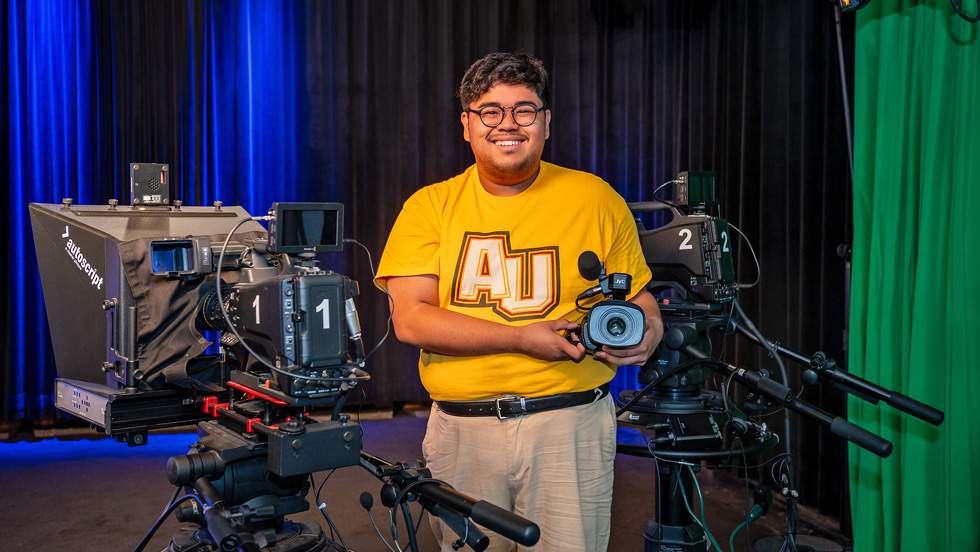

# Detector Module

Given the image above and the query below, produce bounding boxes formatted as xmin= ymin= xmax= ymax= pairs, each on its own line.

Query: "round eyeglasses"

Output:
xmin=467 ymin=104 xmax=545 ymax=128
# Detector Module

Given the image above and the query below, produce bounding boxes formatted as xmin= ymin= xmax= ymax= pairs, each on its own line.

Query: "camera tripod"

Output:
xmin=617 ymin=301 xmax=941 ymax=551
xmin=616 ymin=363 xmax=779 ymax=551
xmin=139 ymin=391 xmax=538 ymax=552
xmin=160 ymin=397 xmax=361 ymax=552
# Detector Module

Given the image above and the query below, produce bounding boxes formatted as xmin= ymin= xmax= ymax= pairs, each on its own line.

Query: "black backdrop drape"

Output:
xmin=4 ymin=0 xmax=853 ymax=519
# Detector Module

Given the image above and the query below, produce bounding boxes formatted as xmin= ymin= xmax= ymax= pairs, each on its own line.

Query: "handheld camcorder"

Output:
xmin=568 ymin=251 xmax=646 ymax=352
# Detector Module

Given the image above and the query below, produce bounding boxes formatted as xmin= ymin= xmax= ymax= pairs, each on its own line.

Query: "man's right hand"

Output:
xmin=385 ymin=274 xmax=586 ymax=361
xmin=517 ymin=319 xmax=587 ymax=362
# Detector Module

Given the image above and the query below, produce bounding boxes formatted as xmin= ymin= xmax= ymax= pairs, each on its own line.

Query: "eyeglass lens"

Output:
xmin=477 ymin=105 xmax=540 ymax=127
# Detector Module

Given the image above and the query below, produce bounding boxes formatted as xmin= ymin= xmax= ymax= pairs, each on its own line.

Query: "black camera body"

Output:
xmin=199 ymin=270 xmax=361 ymax=398
xmin=144 ymin=202 xmax=363 ymax=401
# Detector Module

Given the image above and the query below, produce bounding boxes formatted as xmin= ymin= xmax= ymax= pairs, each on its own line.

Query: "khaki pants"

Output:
xmin=422 ymin=393 xmax=616 ymax=552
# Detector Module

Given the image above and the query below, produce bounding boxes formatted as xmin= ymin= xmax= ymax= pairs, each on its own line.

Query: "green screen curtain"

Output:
xmin=850 ymin=1 xmax=980 ymax=550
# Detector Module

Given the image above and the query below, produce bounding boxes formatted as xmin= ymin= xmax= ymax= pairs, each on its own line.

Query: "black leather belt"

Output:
xmin=435 ymin=383 xmax=609 ymax=419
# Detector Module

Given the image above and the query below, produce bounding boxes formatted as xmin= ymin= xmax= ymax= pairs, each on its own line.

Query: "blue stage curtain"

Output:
xmin=2 ymin=0 xmax=329 ymax=422
xmin=4 ymin=0 xmax=96 ymax=421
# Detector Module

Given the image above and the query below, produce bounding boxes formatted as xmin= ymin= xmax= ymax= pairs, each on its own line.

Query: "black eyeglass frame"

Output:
xmin=466 ymin=104 xmax=546 ymax=128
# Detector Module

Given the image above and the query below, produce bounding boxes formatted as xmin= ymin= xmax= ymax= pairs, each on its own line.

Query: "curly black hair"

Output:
xmin=457 ymin=52 xmax=550 ymax=111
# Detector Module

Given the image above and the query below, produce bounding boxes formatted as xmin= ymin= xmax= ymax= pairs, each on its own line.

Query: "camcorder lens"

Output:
xmin=607 ymin=317 xmax=626 ymax=336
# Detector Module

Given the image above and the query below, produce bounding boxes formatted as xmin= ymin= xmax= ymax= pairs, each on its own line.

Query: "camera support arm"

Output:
xmin=359 ymin=451 xmax=540 ymax=551
xmin=670 ymin=338 xmax=893 ymax=458
xmin=726 ymin=319 xmax=944 ymax=426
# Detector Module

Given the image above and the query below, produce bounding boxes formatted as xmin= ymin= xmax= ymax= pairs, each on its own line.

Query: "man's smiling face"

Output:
xmin=461 ymin=82 xmax=551 ymax=196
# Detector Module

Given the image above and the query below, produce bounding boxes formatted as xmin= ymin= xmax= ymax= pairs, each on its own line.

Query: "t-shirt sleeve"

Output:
xmin=603 ymin=193 xmax=652 ymax=300
xmin=376 ymin=189 xmax=443 ymax=285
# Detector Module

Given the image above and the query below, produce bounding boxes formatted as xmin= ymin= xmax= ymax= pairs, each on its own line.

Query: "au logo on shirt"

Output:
xmin=451 ymin=232 xmax=559 ymax=321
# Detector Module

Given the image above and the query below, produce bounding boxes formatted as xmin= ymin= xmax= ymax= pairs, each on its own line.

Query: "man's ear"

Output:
xmin=461 ymin=111 xmax=471 ymax=143
xmin=544 ymin=109 xmax=551 ymax=141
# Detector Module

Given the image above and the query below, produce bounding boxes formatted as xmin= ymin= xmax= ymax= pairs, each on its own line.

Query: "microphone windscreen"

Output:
xmin=359 ymin=491 xmax=374 ymax=510
xmin=578 ymin=251 xmax=602 ymax=281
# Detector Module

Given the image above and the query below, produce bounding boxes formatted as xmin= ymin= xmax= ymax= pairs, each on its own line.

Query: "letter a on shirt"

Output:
xmin=451 ymin=232 xmax=559 ymax=321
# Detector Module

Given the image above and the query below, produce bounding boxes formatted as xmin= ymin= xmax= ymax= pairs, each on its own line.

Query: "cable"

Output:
xmin=732 ymin=300 xmax=798 ymax=552
xmin=364 ymin=501 xmax=400 ymax=552
xmin=677 ymin=465 xmax=723 ymax=551
xmin=738 ymin=439 xmax=754 ymax=552
xmin=616 ymin=358 xmax=709 ymax=417
xmin=309 ymin=473 xmax=351 ymax=552
xmin=315 ymin=469 xmax=337 ymax=498
xmin=728 ymin=505 xmax=764 ymax=552
xmin=213 ymin=219 xmax=370 ymax=385
xmin=400 ymin=505 xmax=427 ymax=552
xmin=161 ymin=484 xmax=182 ymax=517
xmin=215 ymin=217 xmax=275 ymax=370
xmin=717 ymin=301 xmax=738 ymax=359
xmin=951 ymin=0 xmax=980 ymax=23
xmin=833 ymin=2 xmax=855 ymax=188
xmin=344 ymin=238 xmax=393 ymax=362
xmin=652 ymin=446 xmax=663 ymax=546
xmin=727 ymin=223 xmax=761 ymax=289
xmin=652 ymin=179 xmax=682 ymax=201
xmin=382 ymin=477 xmax=454 ymax=551
xmin=721 ymin=370 xmax=737 ymax=416
xmin=131 ymin=493 xmax=204 ymax=552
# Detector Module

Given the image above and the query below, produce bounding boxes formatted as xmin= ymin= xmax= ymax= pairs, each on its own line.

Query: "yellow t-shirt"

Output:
xmin=377 ymin=161 xmax=652 ymax=401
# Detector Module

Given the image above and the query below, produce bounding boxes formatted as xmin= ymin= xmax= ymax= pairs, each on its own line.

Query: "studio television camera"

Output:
xmin=31 ymin=194 xmax=365 ymax=440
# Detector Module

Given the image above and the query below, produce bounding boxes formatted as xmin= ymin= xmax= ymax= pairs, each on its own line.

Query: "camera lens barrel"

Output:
xmin=580 ymin=300 xmax=645 ymax=351
xmin=197 ymin=284 xmax=238 ymax=333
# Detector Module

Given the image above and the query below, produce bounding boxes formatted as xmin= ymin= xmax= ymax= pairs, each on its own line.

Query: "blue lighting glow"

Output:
xmin=6 ymin=0 xmax=318 ymax=420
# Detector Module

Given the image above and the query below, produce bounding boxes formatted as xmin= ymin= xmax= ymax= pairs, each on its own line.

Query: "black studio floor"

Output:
xmin=0 ymin=410 xmax=843 ymax=552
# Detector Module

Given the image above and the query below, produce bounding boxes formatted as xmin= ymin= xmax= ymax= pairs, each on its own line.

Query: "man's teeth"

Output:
xmin=495 ymin=140 xmax=522 ymax=146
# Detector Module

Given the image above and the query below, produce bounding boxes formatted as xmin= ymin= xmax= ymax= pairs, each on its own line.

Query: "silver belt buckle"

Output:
xmin=495 ymin=394 xmax=526 ymax=420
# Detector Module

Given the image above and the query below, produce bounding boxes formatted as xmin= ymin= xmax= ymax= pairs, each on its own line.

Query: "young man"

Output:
xmin=377 ymin=52 xmax=663 ymax=551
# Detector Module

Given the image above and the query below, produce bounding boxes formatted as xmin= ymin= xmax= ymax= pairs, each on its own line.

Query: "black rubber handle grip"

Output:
xmin=419 ymin=483 xmax=540 ymax=546
xmin=203 ymin=507 xmax=240 ymax=551
xmin=471 ymin=501 xmax=541 ymax=546
xmin=830 ymin=417 xmax=893 ymax=458
xmin=887 ymin=393 xmax=944 ymax=426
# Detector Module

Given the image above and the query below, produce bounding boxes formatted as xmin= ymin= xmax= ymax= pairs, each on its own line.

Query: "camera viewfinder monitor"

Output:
xmin=269 ymin=203 xmax=343 ymax=255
